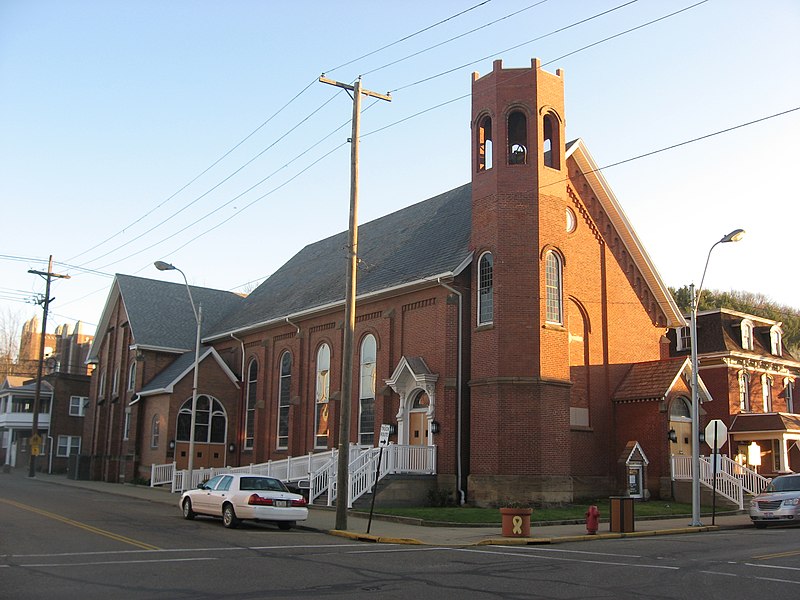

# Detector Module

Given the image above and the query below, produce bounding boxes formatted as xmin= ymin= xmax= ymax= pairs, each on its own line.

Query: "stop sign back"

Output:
xmin=704 ymin=419 xmax=728 ymax=452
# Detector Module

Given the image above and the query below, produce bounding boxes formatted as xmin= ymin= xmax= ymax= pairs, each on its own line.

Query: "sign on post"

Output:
xmin=704 ymin=419 xmax=728 ymax=453
xmin=379 ymin=424 xmax=392 ymax=447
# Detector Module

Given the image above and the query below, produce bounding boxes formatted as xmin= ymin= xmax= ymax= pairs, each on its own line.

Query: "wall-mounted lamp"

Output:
xmin=168 ymin=440 xmax=176 ymax=450
xmin=668 ymin=429 xmax=677 ymax=443
xmin=430 ymin=421 xmax=441 ymax=435
xmin=228 ymin=443 xmax=236 ymax=453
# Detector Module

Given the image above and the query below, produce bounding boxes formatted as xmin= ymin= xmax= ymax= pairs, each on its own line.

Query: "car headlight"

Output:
xmin=783 ymin=498 xmax=800 ymax=506
xmin=750 ymin=499 xmax=758 ymax=508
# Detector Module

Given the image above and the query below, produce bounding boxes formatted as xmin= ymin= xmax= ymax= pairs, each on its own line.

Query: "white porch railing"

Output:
xmin=150 ymin=443 xmax=436 ymax=498
xmin=671 ymin=455 xmax=770 ymax=510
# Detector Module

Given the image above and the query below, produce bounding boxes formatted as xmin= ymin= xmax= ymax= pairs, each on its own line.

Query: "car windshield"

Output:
xmin=765 ymin=477 xmax=800 ymax=493
xmin=239 ymin=477 xmax=288 ymax=492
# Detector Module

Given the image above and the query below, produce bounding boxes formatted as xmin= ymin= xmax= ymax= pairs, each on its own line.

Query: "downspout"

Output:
xmin=229 ymin=333 xmax=246 ymax=468
xmin=438 ymin=278 xmax=466 ymax=505
xmin=285 ymin=316 xmax=301 ymax=337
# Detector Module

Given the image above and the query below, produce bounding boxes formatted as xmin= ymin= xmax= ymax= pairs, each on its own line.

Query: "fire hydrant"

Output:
xmin=585 ymin=505 xmax=600 ymax=535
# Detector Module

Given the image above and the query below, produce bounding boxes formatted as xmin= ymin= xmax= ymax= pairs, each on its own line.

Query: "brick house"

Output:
xmin=1 ymin=372 xmax=90 ymax=473
xmin=84 ymin=275 xmax=244 ymax=482
xmin=667 ymin=309 xmax=800 ymax=476
xmin=84 ymin=58 xmax=697 ymax=503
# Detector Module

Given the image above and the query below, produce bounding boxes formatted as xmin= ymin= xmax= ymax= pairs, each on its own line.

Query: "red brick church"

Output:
xmin=84 ymin=59 xmax=721 ymax=505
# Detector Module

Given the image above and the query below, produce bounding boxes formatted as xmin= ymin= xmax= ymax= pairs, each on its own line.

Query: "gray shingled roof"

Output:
xmin=138 ymin=350 xmax=197 ymax=394
xmin=116 ymin=274 xmax=245 ymax=351
xmin=208 ymin=183 xmax=473 ymax=338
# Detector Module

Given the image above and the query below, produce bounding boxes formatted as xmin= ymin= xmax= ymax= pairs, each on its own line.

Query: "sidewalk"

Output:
xmin=8 ymin=469 xmax=754 ymax=546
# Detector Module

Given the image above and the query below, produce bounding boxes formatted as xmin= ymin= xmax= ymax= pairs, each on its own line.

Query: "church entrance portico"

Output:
xmin=386 ymin=356 xmax=438 ymax=447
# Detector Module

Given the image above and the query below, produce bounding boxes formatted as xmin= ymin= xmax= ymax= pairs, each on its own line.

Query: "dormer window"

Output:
xmin=740 ymin=319 xmax=754 ymax=351
xmin=507 ymin=110 xmax=527 ymax=165
xmin=477 ymin=115 xmax=493 ymax=171
xmin=770 ymin=324 xmax=783 ymax=356
xmin=676 ymin=326 xmax=691 ymax=351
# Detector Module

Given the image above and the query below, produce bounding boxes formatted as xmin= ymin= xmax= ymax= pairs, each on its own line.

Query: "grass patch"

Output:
xmin=371 ymin=500 xmax=705 ymax=524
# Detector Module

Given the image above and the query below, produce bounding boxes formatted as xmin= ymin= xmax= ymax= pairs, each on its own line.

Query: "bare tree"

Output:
xmin=0 ymin=308 xmax=24 ymax=379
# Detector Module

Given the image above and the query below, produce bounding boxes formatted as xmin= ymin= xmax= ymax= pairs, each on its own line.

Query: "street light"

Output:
xmin=154 ymin=260 xmax=202 ymax=484
xmin=689 ymin=228 xmax=744 ymax=526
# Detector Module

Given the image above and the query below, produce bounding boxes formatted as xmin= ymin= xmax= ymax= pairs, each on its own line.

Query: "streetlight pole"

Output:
xmin=689 ymin=228 xmax=744 ymax=526
xmin=154 ymin=261 xmax=202 ymax=483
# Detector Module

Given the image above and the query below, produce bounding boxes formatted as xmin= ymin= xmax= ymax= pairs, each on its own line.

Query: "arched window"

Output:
xmin=478 ymin=115 xmax=493 ymax=171
xmin=762 ymin=374 xmax=774 ymax=412
xmin=98 ymin=369 xmax=106 ymax=400
xmin=478 ymin=252 xmax=494 ymax=325
xmin=507 ymin=110 xmax=527 ymax=165
xmin=244 ymin=359 xmax=258 ymax=450
xmin=543 ymin=112 xmax=560 ymax=169
xmin=739 ymin=371 xmax=751 ymax=411
xmin=771 ymin=325 xmax=783 ymax=356
xmin=315 ymin=344 xmax=331 ymax=448
xmin=176 ymin=395 xmax=226 ymax=443
xmin=741 ymin=319 xmax=754 ymax=351
xmin=670 ymin=397 xmax=691 ymax=420
xmin=545 ymin=251 xmax=563 ymax=324
xmin=359 ymin=335 xmax=377 ymax=445
xmin=127 ymin=361 xmax=136 ymax=392
xmin=111 ymin=366 xmax=120 ymax=396
xmin=151 ymin=414 xmax=160 ymax=448
xmin=276 ymin=352 xmax=292 ymax=449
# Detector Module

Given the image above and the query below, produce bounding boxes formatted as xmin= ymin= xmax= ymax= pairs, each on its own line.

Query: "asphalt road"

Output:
xmin=2 ymin=474 xmax=800 ymax=599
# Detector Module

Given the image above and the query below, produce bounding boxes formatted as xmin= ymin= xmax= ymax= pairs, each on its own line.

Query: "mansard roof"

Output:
xmin=207 ymin=183 xmax=473 ymax=340
xmin=87 ymin=274 xmax=245 ymax=362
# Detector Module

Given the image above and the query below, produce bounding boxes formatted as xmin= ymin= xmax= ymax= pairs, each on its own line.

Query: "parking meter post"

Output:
xmin=366 ymin=446 xmax=383 ymax=534
xmin=712 ymin=422 xmax=718 ymax=526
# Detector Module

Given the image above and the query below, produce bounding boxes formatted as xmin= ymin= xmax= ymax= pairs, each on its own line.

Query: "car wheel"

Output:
xmin=223 ymin=503 xmax=240 ymax=529
xmin=754 ymin=522 xmax=768 ymax=529
xmin=182 ymin=498 xmax=196 ymax=520
xmin=278 ymin=521 xmax=295 ymax=531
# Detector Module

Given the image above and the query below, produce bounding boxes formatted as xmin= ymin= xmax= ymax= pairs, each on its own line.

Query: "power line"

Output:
xmin=66 ymin=77 xmax=320 ymax=263
xmin=324 ymin=0 xmax=494 ymax=74
xmin=389 ymin=0 xmax=656 ymax=93
xmin=362 ymin=0 xmax=552 ymax=77
xmin=68 ymin=2 xmax=500 ymax=266
xmin=80 ymin=88 xmax=346 ymax=268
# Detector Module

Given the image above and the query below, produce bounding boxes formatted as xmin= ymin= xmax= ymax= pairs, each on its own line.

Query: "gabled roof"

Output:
xmin=566 ymin=140 xmax=685 ymax=329
xmin=207 ymin=184 xmax=473 ymax=340
xmin=612 ymin=357 xmax=712 ymax=404
xmin=0 ymin=378 xmax=53 ymax=396
xmin=135 ymin=347 xmax=239 ymax=398
xmin=87 ymin=274 xmax=245 ymax=362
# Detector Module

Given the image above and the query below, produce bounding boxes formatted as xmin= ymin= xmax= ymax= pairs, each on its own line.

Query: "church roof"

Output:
xmin=207 ymin=183 xmax=473 ymax=339
xmin=87 ymin=274 xmax=245 ymax=362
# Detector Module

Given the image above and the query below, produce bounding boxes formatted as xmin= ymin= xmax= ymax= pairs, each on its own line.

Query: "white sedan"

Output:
xmin=179 ymin=473 xmax=308 ymax=530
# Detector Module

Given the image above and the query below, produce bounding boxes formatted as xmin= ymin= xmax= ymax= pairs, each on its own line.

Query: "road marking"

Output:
xmin=745 ymin=562 xmax=800 ymax=572
xmin=20 ymin=558 xmax=215 ymax=568
xmin=454 ymin=547 xmax=679 ymax=569
xmin=753 ymin=549 xmax=800 ymax=560
xmin=7 ymin=543 xmax=366 ymax=559
xmin=0 ymin=498 xmax=160 ymax=551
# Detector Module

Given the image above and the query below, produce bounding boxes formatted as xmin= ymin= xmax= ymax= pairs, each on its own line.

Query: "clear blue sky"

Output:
xmin=2 ymin=0 xmax=798 ymax=337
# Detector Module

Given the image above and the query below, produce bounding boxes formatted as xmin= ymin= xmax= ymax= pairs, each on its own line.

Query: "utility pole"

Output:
xmin=319 ymin=75 xmax=390 ymax=530
xmin=27 ymin=255 xmax=70 ymax=477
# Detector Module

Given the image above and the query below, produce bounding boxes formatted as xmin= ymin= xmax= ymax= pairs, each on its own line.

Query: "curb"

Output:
xmin=329 ymin=529 xmax=424 ymax=545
